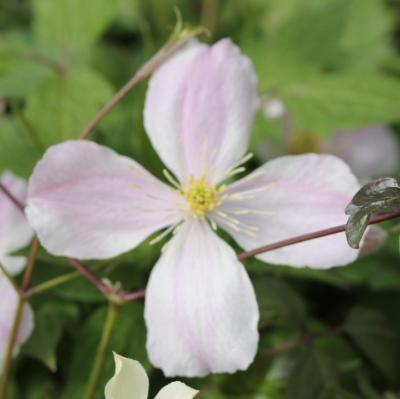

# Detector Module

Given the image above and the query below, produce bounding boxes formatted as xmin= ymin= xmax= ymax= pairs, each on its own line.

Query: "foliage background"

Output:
xmin=1 ymin=0 xmax=400 ymax=398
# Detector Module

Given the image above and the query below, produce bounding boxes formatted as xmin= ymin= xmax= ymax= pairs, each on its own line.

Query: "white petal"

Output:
xmin=215 ymin=154 xmax=361 ymax=268
xmin=0 ymin=271 xmax=34 ymax=374
xmin=105 ymin=353 xmax=149 ymax=399
xmin=144 ymin=39 xmax=259 ymax=183
xmin=155 ymin=382 xmax=198 ymax=399
xmin=0 ymin=255 xmax=27 ymax=275
xmin=0 ymin=171 xmax=33 ymax=273
xmin=144 ymin=220 xmax=259 ymax=377
xmin=26 ymin=141 xmax=184 ymax=259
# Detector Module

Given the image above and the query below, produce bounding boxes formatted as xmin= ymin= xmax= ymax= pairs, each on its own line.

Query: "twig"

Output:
xmin=237 ymin=212 xmax=400 ymax=261
xmin=84 ymin=302 xmax=120 ymax=399
xmin=68 ymin=259 xmax=111 ymax=297
xmin=0 ymin=237 xmax=40 ymax=399
xmin=79 ymin=27 xmax=206 ymax=140
xmin=0 ymin=182 xmax=24 ymax=211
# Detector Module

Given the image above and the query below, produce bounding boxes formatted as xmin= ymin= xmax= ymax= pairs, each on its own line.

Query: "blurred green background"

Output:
xmin=1 ymin=0 xmax=400 ymax=398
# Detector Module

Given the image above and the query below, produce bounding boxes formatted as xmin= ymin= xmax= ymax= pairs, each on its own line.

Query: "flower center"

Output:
xmin=183 ymin=176 xmax=222 ymax=216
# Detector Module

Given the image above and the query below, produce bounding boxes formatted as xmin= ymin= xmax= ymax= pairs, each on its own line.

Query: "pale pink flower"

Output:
xmin=0 ymin=171 xmax=34 ymax=373
xmin=26 ymin=39 xmax=361 ymax=377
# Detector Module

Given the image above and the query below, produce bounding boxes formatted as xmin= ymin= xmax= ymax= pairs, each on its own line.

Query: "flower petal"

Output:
xmin=26 ymin=141 xmax=184 ymax=260
xmin=105 ymin=353 xmax=149 ymax=399
xmin=0 ymin=171 xmax=33 ymax=273
xmin=144 ymin=220 xmax=259 ymax=377
xmin=154 ymin=382 xmax=198 ymax=399
xmin=0 ymin=271 xmax=34 ymax=373
xmin=0 ymin=256 xmax=27 ymax=276
xmin=215 ymin=154 xmax=361 ymax=268
xmin=144 ymin=39 xmax=259 ymax=183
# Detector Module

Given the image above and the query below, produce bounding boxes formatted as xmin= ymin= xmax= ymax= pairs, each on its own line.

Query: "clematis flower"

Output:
xmin=105 ymin=353 xmax=198 ymax=399
xmin=26 ymin=39 xmax=361 ymax=376
xmin=0 ymin=171 xmax=34 ymax=374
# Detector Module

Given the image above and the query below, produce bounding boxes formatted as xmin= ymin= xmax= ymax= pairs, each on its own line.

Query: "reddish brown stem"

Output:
xmin=68 ymin=259 xmax=111 ymax=297
xmin=120 ymin=289 xmax=146 ymax=303
xmin=237 ymin=211 xmax=400 ymax=261
xmin=0 ymin=182 xmax=25 ymax=211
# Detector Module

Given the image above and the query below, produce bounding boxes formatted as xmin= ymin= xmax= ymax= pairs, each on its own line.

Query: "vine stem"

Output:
xmin=84 ymin=302 xmax=121 ymax=399
xmin=0 ymin=237 xmax=40 ymax=399
xmin=237 ymin=211 xmax=400 ymax=261
xmin=79 ymin=27 xmax=206 ymax=140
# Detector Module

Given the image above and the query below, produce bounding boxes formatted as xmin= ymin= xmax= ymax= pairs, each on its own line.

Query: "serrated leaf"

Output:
xmin=0 ymin=116 xmax=42 ymax=177
xmin=345 ymin=177 xmax=400 ymax=248
xmin=339 ymin=0 xmax=394 ymax=70
xmin=25 ymin=68 xmax=113 ymax=145
xmin=33 ymin=0 xmax=115 ymax=53
xmin=254 ymin=276 xmax=306 ymax=328
xmin=0 ymin=30 xmax=53 ymax=97
xmin=343 ymin=307 xmax=398 ymax=383
xmin=287 ymin=349 xmax=339 ymax=399
xmin=280 ymin=74 xmax=400 ymax=134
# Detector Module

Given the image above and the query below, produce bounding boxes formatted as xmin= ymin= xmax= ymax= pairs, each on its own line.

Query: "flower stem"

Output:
xmin=0 ymin=237 xmax=40 ymax=399
xmin=26 ymin=263 xmax=106 ymax=298
xmin=84 ymin=302 xmax=120 ymax=399
xmin=237 ymin=211 xmax=400 ymax=261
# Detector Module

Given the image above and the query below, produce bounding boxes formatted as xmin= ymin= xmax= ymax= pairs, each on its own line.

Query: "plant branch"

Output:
xmin=79 ymin=27 xmax=206 ymax=140
xmin=68 ymin=259 xmax=111 ymax=297
xmin=237 ymin=211 xmax=400 ymax=261
xmin=0 ymin=237 xmax=40 ymax=399
xmin=84 ymin=302 xmax=120 ymax=399
xmin=0 ymin=182 xmax=25 ymax=211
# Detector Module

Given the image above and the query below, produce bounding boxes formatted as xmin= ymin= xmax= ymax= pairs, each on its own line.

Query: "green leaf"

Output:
xmin=280 ymin=74 xmax=400 ymax=134
xmin=345 ymin=177 xmax=400 ymax=249
xmin=266 ymin=0 xmax=350 ymax=69
xmin=25 ymin=68 xmax=113 ymax=146
xmin=0 ymin=30 xmax=53 ymax=97
xmin=339 ymin=0 xmax=394 ymax=70
xmin=61 ymin=302 xmax=148 ymax=399
xmin=0 ymin=116 xmax=42 ymax=177
xmin=253 ymin=276 xmax=306 ymax=328
xmin=343 ymin=307 xmax=398 ymax=383
xmin=33 ymin=0 xmax=115 ymax=53
xmin=22 ymin=302 xmax=79 ymax=371
xmin=287 ymin=349 xmax=339 ymax=399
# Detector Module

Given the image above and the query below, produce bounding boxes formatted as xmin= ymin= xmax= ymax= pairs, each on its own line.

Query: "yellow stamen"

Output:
xmin=183 ymin=176 xmax=222 ymax=216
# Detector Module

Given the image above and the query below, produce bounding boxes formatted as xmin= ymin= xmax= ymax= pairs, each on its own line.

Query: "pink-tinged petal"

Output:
xmin=215 ymin=154 xmax=361 ymax=268
xmin=144 ymin=39 xmax=260 ymax=184
xmin=26 ymin=141 xmax=184 ymax=260
xmin=322 ymin=125 xmax=400 ymax=179
xmin=0 ymin=272 xmax=34 ymax=373
xmin=0 ymin=171 xmax=33 ymax=274
xmin=144 ymin=220 xmax=259 ymax=377
xmin=0 ymin=256 xmax=27 ymax=276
